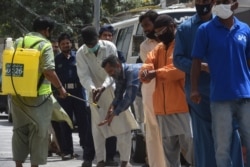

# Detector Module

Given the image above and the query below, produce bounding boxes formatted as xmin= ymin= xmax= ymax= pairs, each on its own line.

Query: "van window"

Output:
xmin=131 ymin=23 xmax=145 ymax=57
xmin=115 ymin=25 xmax=134 ymax=60
xmin=136 ymin=24 xmax=144 ymax=36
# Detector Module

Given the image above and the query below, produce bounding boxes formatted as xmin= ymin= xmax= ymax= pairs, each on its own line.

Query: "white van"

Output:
xmin=111 ymin=6 xmax=196 ymax=63
xmin=111 ymin=4 xmax=250 ymax=64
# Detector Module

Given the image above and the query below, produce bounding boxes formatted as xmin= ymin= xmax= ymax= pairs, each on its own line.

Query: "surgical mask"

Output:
xmin=212 ymin=4 xmax=233 ymax=19
xmin=195 ymin=4 xmax=212 ymax=16
xmin=88 ymin=43 xmax=100 ymax=53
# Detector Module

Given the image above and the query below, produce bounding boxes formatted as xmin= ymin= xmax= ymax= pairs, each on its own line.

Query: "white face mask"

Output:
xmin=212 ymin=4 xmax=233 ymax=19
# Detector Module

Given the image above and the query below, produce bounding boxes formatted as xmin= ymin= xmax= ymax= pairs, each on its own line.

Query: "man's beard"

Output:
xmin=61 ymin=49 xmax=71 ymax=54
xmin=146 ymin=31 xmax=157 ymax=40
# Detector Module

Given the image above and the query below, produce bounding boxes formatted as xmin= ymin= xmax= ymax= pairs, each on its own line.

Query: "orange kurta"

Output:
xmin=140 ymin=41 xmax=188 ymax=115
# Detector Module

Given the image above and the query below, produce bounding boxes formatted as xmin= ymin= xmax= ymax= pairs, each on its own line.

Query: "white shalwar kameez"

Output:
xmin=76 ymin=40 xmax=138 ymax=162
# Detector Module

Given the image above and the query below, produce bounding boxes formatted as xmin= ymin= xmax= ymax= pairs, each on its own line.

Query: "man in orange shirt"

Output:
xmin=139 ymin=14 xmax=193 ymax=167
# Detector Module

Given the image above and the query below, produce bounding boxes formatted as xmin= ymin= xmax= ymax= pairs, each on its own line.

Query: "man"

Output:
xmin=99 ymin=55 xmax=141 ymax=166
xmin=51 ymin=38 xmax=61 ymax=56
xmin=99 ymin=24 xmax=146 ymax=165
xmin=53 ymin=33 xmax=95 ymax=163
xmin=138 ymin=10 xmax=166 ymax=167
xmin=98 ymin=25 xmax=122 ymax=166
xmin=99 ymin=24 xmax=126 ymax=63
xmin=190 ymin=0 xmax=250 ymax=166
xmin=76 ymin=25 xmax=138 ymax=167
xmin=139 ymin=14 xmax=193 ymax=167
xmin=173 ymin=0 xmax=244 ymax=166
xmin=12 ymin=16 xmax=67 ymax=167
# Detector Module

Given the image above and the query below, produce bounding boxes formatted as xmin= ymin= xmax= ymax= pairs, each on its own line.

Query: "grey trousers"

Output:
xmin=157 ymin=114 xmax=194 ymax=167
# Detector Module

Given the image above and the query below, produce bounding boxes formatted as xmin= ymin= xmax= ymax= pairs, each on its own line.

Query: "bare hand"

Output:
xmin=98 ymin=106 xmax=115 ymax=126
xmin=190 ymin=91 xmax=201 ymax=104
xmin=140 ymin=70 xmax=156 ymax=81
xmin=58 ymin=87 xmax=68 ymax=99
xmin=201 ymin=63 xmax=209 ymax=73
xmin=92 ymin=87 xmax=105 ymax=103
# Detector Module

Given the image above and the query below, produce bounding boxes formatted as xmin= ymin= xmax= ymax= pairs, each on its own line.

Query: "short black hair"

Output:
xmin=58 ymin=32 xmax=72 ymax=43
xmin=139 ymin=10 xmax=159 ymax=23
xmin=81 ymin=25 xmax=98 ymax=45
xmin=154 ymin=14 xmax=176 ymax=29
xmin=101 ymin=55 xmax=120 ymax=68
xmin=33 ymin=16 xmax=55 ymax=33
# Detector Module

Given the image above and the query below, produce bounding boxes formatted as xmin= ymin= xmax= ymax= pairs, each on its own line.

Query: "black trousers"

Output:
xmin=53 ymin=88 xmax=95 ymax=161
xmin=106 ymin=136 xmax=117 ymax=161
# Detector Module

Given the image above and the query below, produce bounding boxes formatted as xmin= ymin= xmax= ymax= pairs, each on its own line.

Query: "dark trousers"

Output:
xmin=106 ymin=136 xmax=117 ymax=161
xmin=54 ymin=88 xmax=95 ymax=161
xmin=52 ymin=121 xmax=73 ymax=155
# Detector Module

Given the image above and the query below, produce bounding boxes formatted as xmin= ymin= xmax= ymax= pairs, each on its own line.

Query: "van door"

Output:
xmin=115 ymin=25 xmax=134 ymax=61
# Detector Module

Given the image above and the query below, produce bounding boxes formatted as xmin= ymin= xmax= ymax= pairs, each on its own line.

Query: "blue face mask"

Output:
xmin=88 ymin=43 xmax=100 ymax=53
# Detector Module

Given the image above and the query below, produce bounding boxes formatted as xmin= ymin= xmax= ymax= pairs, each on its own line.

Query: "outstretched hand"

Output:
xmin=98 ymin=106 xmax=115 ymax=126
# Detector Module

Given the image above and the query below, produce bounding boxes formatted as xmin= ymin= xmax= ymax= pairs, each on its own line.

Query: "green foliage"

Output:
xmin=0 ymin=0 xmax=157 ymax=39
xmin=0 ymin=0 xmax=94 ymax=39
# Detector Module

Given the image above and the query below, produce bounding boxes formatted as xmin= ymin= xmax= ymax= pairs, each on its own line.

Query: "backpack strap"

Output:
xmin=21 ymin=36 xmax=46 ymax=91
xmin=37 ymin=74 xmax=45 ymax=91
xmin=22 ymin=36 xmax=44 ymax=49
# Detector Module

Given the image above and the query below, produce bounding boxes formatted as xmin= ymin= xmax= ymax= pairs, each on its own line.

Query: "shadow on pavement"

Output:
xmin=0 ymin=157 xmax=13 ymax=161
xmin=0 ymin=119 xmax=12 ymax=127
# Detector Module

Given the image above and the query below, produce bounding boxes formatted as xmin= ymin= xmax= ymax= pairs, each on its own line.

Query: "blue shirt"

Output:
xmin=112 ymin=63 xmax=142 ymax=115
xmin=174 ymin=14 xmax=211 ymax=96
xmin=192 ymin=16 xmax=250 ymax=101
xmin=55 ymin=50 xmax=80 ymax=85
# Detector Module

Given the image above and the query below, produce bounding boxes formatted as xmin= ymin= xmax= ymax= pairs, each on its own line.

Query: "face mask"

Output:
xmin=195 ymin=4 xmax=212 ymax=16
xmin=212 ymin=4 xmax=233 ymax=19
xmin=146 ymin=31 xmax=157 ymax=39
xmin=88 ymin=43 xmax=100 ymax=53
xmin=157 ymin=30 xmax=175 ymax=46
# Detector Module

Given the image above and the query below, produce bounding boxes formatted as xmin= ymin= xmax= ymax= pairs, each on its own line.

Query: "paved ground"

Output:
xmin=0 ymin=114 xmax=143 ymax=167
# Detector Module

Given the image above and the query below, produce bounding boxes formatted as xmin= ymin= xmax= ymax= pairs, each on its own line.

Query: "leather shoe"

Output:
xmin=97 ymin=160 xmax=105 ymax=167
xmin=61 ymin=153 xmax=79 ymax=160
xmin=121 ymin=161 xmax=132 ymax=167
xmin=105 ymin=160 xmax=119 ymax=166
xmin=82 ymin=160 xmax=92 ymax=167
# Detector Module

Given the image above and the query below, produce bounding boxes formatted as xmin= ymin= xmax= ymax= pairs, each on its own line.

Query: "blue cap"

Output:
xmin=99 ymin=24 xmax=114 ymax=35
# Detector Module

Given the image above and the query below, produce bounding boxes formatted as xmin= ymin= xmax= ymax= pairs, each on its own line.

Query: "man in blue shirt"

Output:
xmin=190 ymin=0 xmax=250 ymax=166
xmin=99 ymin=55 xmax=141 ymax=167
xmin=100 ymin=55 xmax=141 ymax=117
xmin=173 ymin=0 xmax=243 ymax=166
